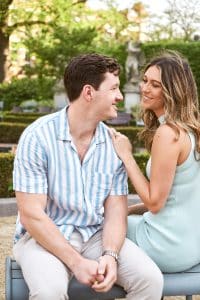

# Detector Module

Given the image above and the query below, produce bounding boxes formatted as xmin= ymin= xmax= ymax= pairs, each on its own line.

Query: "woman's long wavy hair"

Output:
xmin=139 ymin=50 xmax=200 ymax=157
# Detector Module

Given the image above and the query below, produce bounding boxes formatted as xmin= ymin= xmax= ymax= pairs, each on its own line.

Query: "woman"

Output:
xmin=110 ymin=51 xmax=200 ymax=272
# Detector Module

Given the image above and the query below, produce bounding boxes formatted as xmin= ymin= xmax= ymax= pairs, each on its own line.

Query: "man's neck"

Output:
xmin=67 ymin=103 xmax=98 ymax=141
xmin=67 ymin=103 xmax=98 ymax=162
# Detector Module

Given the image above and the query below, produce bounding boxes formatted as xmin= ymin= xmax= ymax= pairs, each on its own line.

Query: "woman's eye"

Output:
xmin=152 ymin=84 xmax=161 ymax=88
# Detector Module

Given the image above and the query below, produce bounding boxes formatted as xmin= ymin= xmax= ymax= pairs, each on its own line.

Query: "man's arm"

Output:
xmin=16 ymin=191 xmax=102 ymax=286
xmin=92 ymin=195 xmax=127 ymax=292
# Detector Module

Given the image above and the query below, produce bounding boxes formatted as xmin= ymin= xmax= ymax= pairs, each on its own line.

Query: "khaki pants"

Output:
xmin=13 ymin=230 xmax=163 ymax=300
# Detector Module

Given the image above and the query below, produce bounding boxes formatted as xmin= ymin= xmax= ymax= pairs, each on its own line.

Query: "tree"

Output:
xmin=146 ymin=0 xmax=200 ymax=41
xmin=0 ymin=0 xmax=13 ymax=83
xmin=165 ymin=0 xmax=200 ymax=40
xmin=0 ymin=0 xmax=87 ymax=83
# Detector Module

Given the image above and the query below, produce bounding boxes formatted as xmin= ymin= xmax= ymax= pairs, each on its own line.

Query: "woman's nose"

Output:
xmin=140 ymin=82 xmax=150 ymax=93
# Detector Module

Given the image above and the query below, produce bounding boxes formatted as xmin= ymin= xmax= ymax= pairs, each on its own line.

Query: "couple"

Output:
xmin=13 ymin=51 xmax=200 ymax=299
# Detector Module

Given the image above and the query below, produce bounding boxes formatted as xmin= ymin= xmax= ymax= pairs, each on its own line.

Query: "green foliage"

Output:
xmin=128 ymin=152 xmax=149 ymax=193
xmin=5 ymin=112 xmax=46 ymax=117
xmin=0 ymin=77 xmax=55 ymax=110
xmin=141 ymin=41 xmax=200 ymax=102
xmin=24 ymin=26 xmax=98 ymax=79
xmin=0 ymin=153 xmax=14 ymax=197
xmin=2 ymin=115 xmax=40 ymax=124
xmin=0 ymin=122 xmax=27 ymax=143
xmin=116 ymin=126 xmax=144 ymax=149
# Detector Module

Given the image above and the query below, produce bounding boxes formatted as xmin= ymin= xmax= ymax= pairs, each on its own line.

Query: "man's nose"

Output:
xmin=116 ymin=90 xmax=123 ymax=102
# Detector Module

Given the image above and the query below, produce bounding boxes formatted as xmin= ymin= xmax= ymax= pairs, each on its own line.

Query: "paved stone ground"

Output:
xmin=0 ymin=203 xmax=200 ymax=300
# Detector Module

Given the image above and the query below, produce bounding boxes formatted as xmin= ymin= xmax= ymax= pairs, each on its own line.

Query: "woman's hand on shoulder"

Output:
xmin=109 ymin=128 xmax=132 ymax=162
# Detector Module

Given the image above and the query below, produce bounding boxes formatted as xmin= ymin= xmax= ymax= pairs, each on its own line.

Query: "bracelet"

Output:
xmin=102 ymin=250 xmax=119 ymax=263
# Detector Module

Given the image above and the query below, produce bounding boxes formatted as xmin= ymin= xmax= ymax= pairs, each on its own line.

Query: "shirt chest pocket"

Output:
xmin=91 ymin=172 xmax=114 ymax=207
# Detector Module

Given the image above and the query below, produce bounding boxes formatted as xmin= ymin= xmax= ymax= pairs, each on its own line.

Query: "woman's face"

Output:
xmin=140 ymin=65 xmax=165 ymax=117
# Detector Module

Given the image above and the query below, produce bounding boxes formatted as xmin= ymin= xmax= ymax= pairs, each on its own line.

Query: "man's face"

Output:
xmin=92 ymin=72 xmax=123 ymax=121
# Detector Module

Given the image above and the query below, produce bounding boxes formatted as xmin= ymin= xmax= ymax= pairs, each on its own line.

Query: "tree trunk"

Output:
xmin=0 ymin=29 xmax=9 ymax=83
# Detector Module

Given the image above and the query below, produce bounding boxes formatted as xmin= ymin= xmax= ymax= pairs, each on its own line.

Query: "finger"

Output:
xmin=93 ymin=270 xmax=116 ymax=291
xmin=92 ymin=276 xmax=114 ymax=292
xmin=96 ymin=274 xmax=104 ymax=283
xmin=97 ymin=257 xmax=106 ymax=275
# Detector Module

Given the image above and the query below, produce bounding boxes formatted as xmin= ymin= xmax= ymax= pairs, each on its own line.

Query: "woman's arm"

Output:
xmin=110 ymin=125 xmax=180 ymax=213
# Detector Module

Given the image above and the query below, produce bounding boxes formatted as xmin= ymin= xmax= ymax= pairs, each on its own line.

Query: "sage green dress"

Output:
xmin=127 ymin=132 xmax=200 ymax=272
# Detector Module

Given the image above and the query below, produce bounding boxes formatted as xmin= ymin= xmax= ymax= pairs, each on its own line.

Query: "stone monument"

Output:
xmin=123 ymin=41 xmax=144 ymax=112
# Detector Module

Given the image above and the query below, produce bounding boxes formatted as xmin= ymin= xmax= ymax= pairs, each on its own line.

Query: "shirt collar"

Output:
xmin=57 ymin=105 xmax=105 ymax=144
xmin=57 ymin=106 xmax=71 ymax=141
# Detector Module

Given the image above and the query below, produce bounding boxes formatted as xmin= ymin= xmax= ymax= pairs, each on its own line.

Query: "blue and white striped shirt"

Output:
xmin=13 ymin=106 xmax=128 ymax=243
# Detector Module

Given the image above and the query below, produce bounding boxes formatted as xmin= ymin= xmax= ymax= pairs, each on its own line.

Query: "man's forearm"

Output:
xmin=21 ymin=211 xmax=82 ymax=271
xmin=102 ymin=196 xmax=127 ymax=254
xmin=102 ymin=217 xmax=126 ymax=253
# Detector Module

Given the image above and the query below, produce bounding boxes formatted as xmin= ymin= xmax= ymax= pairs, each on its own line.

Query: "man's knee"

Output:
xmin=137 ymin=262 xmax=163 ymax=298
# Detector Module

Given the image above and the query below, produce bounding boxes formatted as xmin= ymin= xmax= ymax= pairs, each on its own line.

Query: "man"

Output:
xmin=13 ymin=53 xmax=163 ymax=300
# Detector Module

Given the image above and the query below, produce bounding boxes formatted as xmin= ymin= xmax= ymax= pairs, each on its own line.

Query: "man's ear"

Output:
xmin=82 ymin=85 xmax=94 ymax=102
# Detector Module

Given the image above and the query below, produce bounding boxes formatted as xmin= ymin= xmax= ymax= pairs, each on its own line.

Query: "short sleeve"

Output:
xmin=110 ymin=163 xmax=128 ymax=196
xmin=13 ymin=130 xmax=48 ymax=194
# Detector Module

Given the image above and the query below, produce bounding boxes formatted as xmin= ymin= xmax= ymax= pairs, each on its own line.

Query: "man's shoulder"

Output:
xmin=22 ymin=110 xmax=60 ymax=137
xmin=20 ymin=111 xmax=60 ymax=141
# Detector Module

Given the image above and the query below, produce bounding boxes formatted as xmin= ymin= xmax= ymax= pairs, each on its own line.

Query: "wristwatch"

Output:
xmin=102 ymin=250 xmax=119 ymax=263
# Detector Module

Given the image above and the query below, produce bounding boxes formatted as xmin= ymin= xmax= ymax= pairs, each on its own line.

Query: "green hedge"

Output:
xmin=0 ymin=77 xmax=55 ymax=110
xmin=0 ymin=122 xmax=27 ymax=143
xmin=142 ymin=41 xmax=200 ymax=103
xmin=2 ymin=115 xmax=40 ymax=124
xmin=0 ymin=153 xmax=15 ymax=197
xmin=5 ymin=112 xmax=46 ymax=117
xmin=117 ymin=126 xmax=144 ymax=149
xmin=0 ymin=152 xmax=149 ymax=198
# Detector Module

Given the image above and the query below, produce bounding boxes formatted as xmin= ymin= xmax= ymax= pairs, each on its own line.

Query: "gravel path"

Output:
xmin=0 ymin=216 xmax=16 ymax=300
xmin=0 ymin=216 xmax=200 ymax=300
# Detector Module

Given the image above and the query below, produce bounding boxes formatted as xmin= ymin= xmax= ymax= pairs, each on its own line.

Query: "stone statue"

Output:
xmin=125 ymin=41 xmax=144 ymax=84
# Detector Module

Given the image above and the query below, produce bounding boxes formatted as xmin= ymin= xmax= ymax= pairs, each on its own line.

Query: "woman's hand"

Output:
xmin=109 ymin=128 xmax=132 ymax=162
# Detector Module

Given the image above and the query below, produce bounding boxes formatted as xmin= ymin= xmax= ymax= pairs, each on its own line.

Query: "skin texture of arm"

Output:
xmin=16 ymin=191 xmax=104 ymax=286
xmin=110 ymin=125 xmax=181 ymax=213
xmin=92 ymin=195 xmax=127 ymax=292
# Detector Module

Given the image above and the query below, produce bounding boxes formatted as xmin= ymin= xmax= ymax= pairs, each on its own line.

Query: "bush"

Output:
xmin=5 ymin=112 xmax=46 ymax=117
xmin=0 ymin=152 xmax=149 ymax=198
xmin=0 ymin=153 xmax=15 ymax=197
xmin=2 ymin=115 xmax=40 ymax=124
xmin=0 ymin=77 xmax=55 ymax=110
xmin=117 ymin=126 xmax=144 ymax=149
xmin=0 ymin=122 xmax=27 ymax=143
xmin=128 ymin=152 xmax=149 ymax=194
